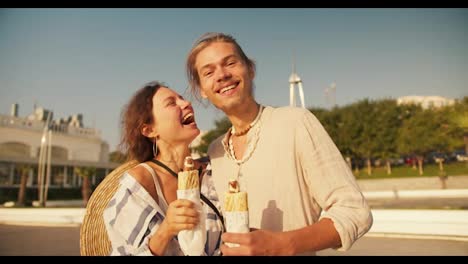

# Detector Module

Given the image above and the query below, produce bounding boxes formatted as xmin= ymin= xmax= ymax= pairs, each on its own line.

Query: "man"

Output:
xmin=186 ymin=32 xmax=372 ymax=256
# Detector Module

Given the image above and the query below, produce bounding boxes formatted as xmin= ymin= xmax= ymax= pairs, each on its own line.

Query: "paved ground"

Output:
xmin=1 ymin=224 xmax=467 ymax=256
xmin=0 ymin=224 xmax=80 ymax=256
xmin=2 ymin=175 xmax=468 ymax=256
xmin=357 ymin=175 xmax=468 ymax=191
xmin=317 ymin=234 xmax=468 ymax=256
xmin=367 ymin=197 xmax=468 ymax=210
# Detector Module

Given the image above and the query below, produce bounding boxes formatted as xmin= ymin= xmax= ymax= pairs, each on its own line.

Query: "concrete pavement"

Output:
xmin=2 ymin=225 xmax=466 ymax=256
xmin=364 ymin=188 xmax=468 ymax=199
xmin=2 ymin=188 xmax=468 ymax=241
xmin=369 ymin=209 xmax=468 ymax=241
xmin=0 ymin=208 xmax=85 ymax=226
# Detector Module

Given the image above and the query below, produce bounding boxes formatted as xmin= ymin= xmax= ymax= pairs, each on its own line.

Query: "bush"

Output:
xmin=0 ymin=187 xmax=83 ymax=205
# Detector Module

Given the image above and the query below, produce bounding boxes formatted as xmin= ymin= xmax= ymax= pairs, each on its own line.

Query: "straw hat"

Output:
xmin=80 ymin=160 xmax=138 ymax=256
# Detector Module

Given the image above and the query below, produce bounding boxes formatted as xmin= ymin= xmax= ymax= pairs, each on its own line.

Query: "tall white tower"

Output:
xmin=289 ymin=57 xmax=305 ymax=108
xmin=325 ymin=81 xmax=337 ymax=108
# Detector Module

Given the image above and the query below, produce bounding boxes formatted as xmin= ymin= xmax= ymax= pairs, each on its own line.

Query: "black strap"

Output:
xmin=150 ymin=159 xmax=225 ymax=231
xmin=150 ymin=159 xmax=179 ymax=177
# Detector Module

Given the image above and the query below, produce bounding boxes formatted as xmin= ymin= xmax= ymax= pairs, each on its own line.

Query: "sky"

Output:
xmin=1 ymin=8 xmax=467 ymax=152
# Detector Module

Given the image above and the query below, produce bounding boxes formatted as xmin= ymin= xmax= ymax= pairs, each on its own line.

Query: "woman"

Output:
xmin=103 ymin=81 xmax=223 ymax=256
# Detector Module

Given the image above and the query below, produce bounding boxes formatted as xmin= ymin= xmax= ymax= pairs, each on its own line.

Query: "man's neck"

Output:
xmin=226 ymin=100 xmax=260 ymax=132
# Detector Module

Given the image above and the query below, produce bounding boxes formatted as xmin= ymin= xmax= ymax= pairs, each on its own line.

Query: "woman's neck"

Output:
xmin=155 ymin=143 xmax=191 ymax=173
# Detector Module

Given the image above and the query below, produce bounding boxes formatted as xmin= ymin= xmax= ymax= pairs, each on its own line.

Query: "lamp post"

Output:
xmin=44 ymin=129 xmax=52 ymax=204
xmin=37 ymin=112 xmax=52 ymax=207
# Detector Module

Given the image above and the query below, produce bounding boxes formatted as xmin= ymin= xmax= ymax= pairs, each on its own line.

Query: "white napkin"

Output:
xmin=225 ymin=211 xmax=249 ymax=247
xmin=176 ymin=188 xmax=206 ymax=256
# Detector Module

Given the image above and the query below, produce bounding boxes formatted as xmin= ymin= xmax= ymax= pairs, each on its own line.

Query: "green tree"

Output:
xmin=397 ymin=106 xmax=453 ymax=175
xmin=348 ymin=99 xmax=381 ymax=175
xmin=373 ymin=100 xmax=404 ymax=175
xmin=311 ymin=107 xmax=343 ymax=151
xmin=450 ymin=97 xmax=468 ymax=159
xmin=193 ymin=117 xmax=231 ymax=156
xmin=336 ymin=104 xmax=363 ymax=170
xmin=74 ymin=166 xmax=96 ymax=207
xmin=109 ymin=150 xmax=127 ymax=164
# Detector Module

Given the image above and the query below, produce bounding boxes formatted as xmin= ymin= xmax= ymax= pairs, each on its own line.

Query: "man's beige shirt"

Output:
xmin=208 ymin=106 xmax=373 ymax=254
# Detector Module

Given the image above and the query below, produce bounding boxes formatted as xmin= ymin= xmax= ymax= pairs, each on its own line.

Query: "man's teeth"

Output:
xmin=220 ymin=85 xmax=236 ymax=93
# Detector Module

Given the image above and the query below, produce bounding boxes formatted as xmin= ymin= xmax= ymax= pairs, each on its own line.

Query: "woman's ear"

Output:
xmin=141 ymin=124 xmax=157 ymax=138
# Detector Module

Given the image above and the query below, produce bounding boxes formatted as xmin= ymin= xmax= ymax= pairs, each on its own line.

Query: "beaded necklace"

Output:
xmin=228 ymin=105 xmax=264 ymax=165
xmin=231 ymin=105 xmax=263 ymax=137
xmin=231 ymin=106 xmax=262 ymax=137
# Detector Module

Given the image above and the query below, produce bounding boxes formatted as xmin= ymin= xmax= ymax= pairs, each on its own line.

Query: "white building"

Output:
xmin=396 ymin=95 xmax=455 ymax=109
xmin=0 ymin=104 xmax=119 ymax=193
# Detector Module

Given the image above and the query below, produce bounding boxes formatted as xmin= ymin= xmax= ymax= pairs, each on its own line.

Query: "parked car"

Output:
xmin=452 ymin=149 xmax=468 ymax=162
xmin=403 ymin=155 xmax=418 ymax=166
xmin=389 ymin=157 xmax=405 ymax=166
xmin=426 ymin=152 xmax=450 ymax=164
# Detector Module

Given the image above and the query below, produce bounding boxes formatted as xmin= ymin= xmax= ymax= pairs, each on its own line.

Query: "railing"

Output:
xmin=0 ymin=115 xmax=100 ymax=139
xmin=0 ymin=115 xmax=44 ymax=132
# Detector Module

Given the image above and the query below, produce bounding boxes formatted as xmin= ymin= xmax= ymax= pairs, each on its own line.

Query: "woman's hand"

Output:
xmin=160 ymin=199 xmax=199 ymax=237
xmin=149 ymin=199 xmax=199 ymax=255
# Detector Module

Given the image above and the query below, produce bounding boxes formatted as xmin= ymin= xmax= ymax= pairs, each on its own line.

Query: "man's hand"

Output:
xmin=220 ymin=229 xmax=295 ymax=256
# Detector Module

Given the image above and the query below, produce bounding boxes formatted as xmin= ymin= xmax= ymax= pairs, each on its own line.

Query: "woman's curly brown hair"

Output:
xmin=119 ymin=81 xmax=164 ymax=163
